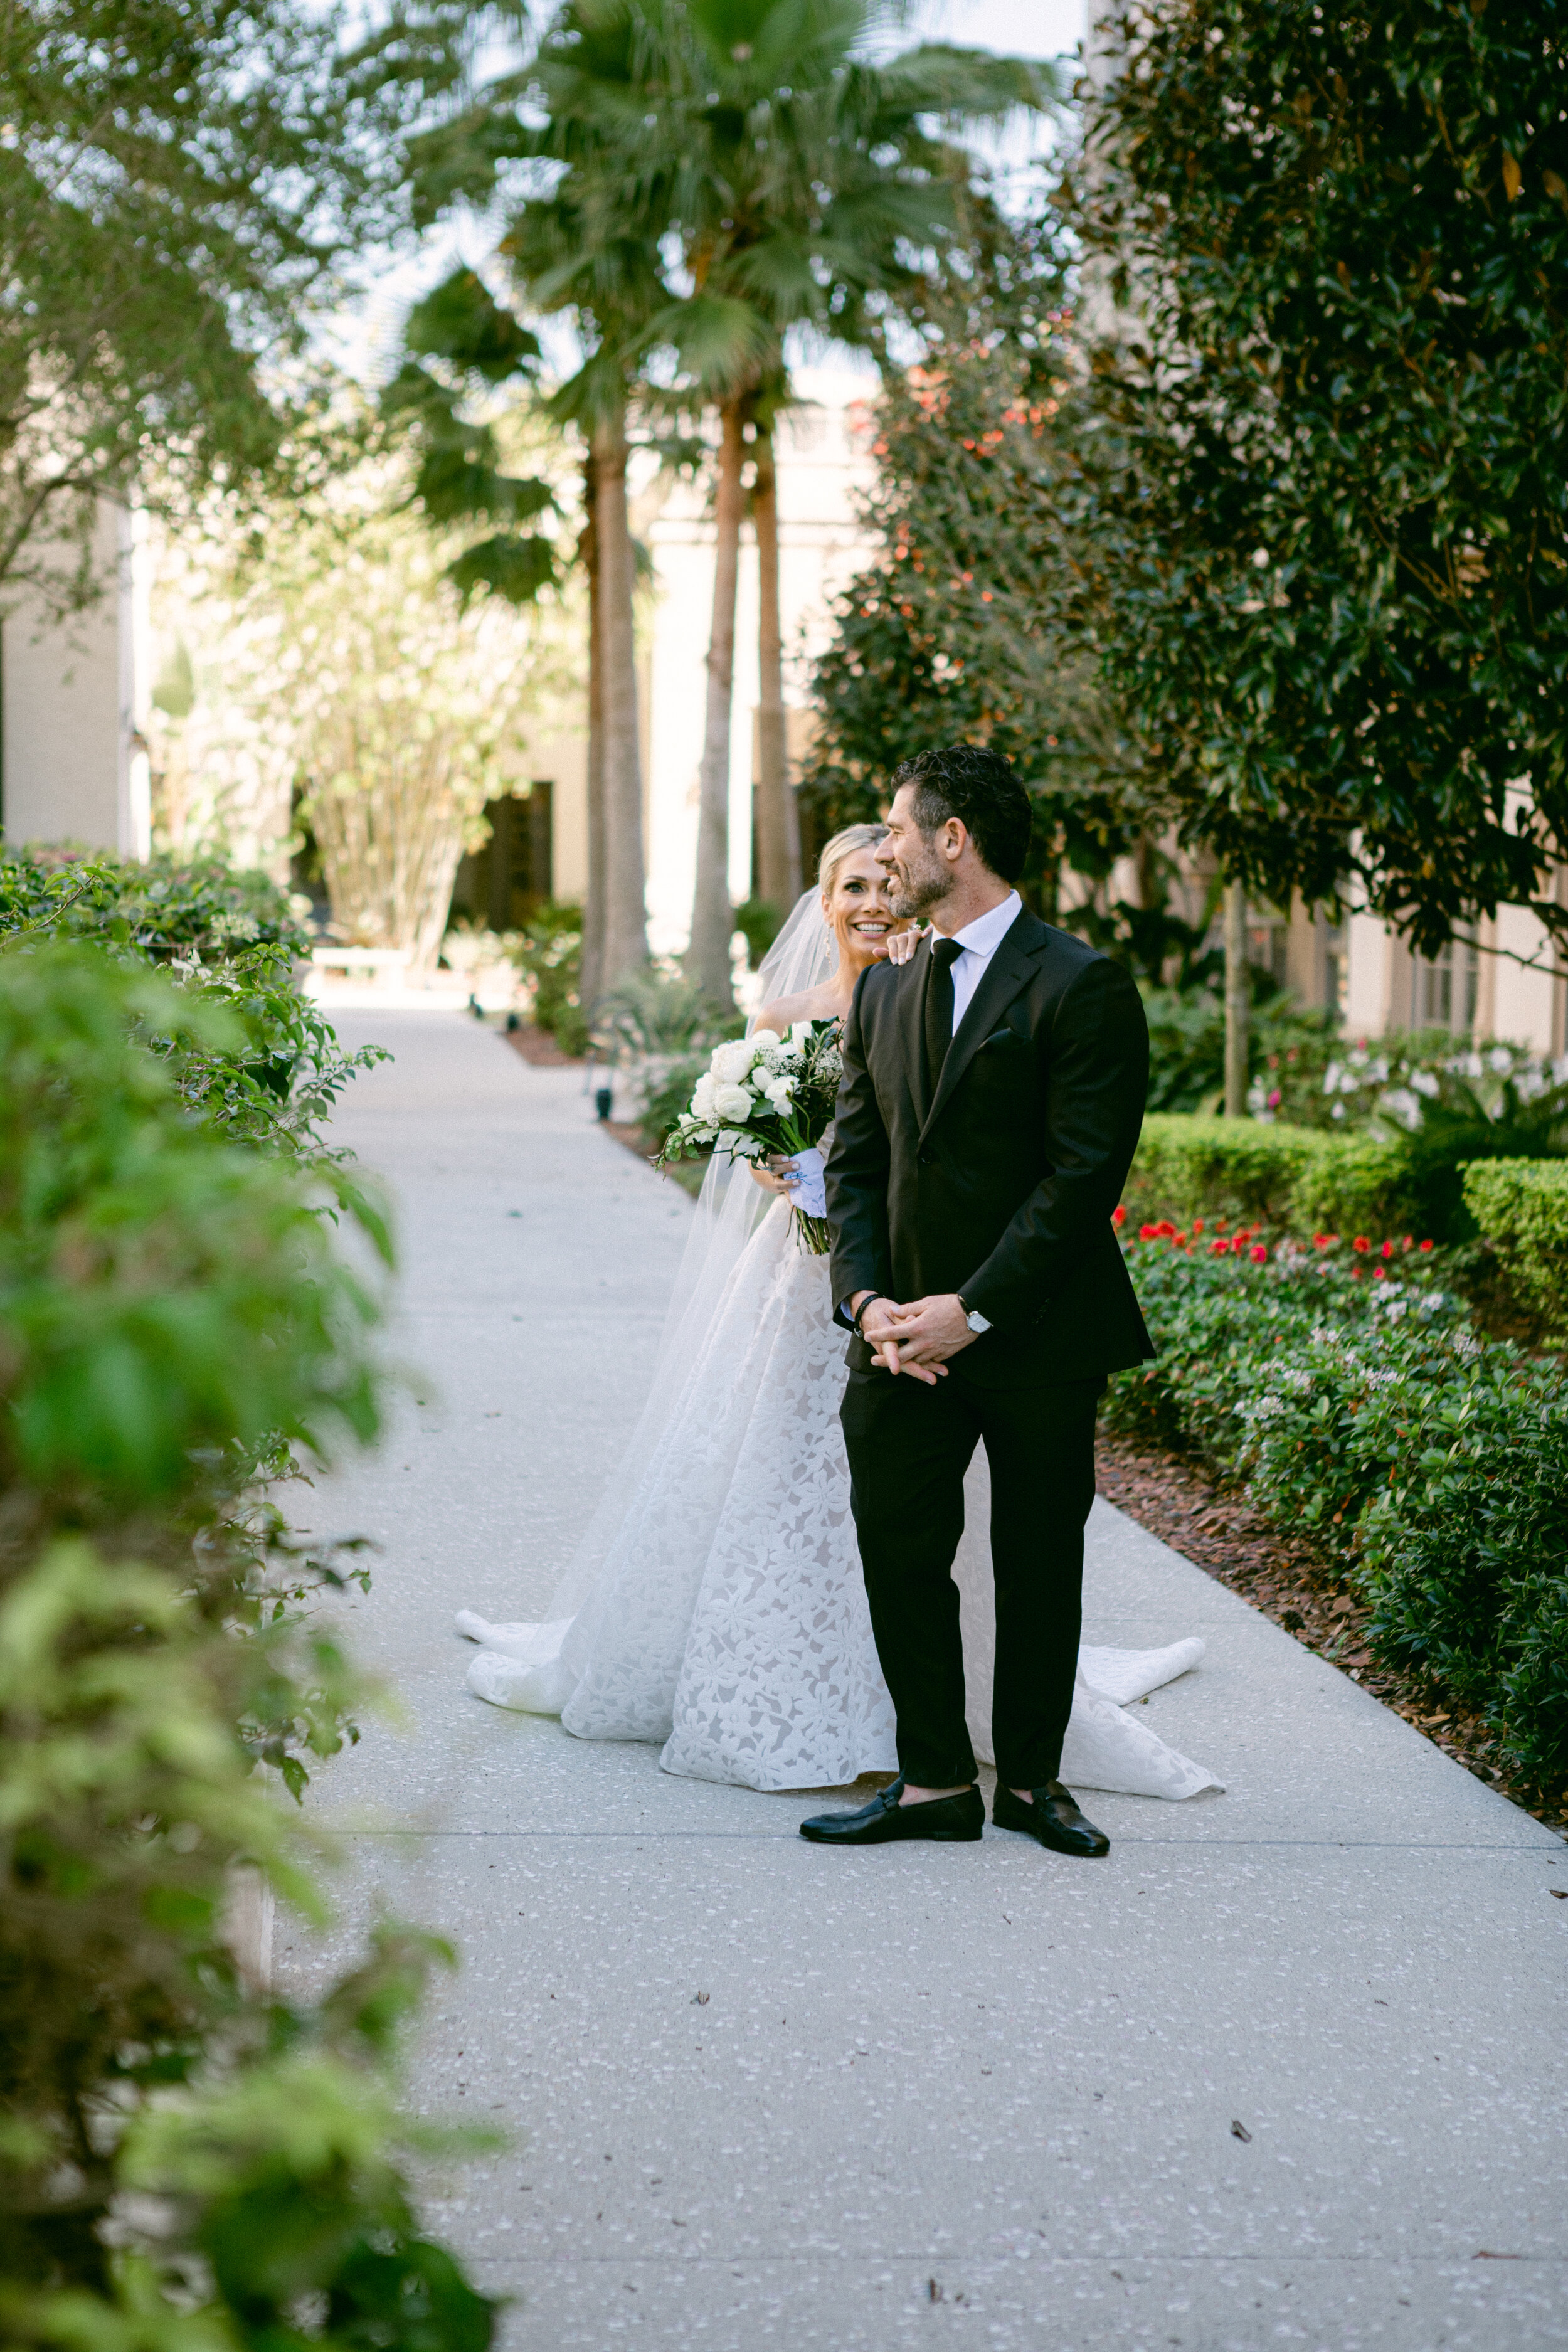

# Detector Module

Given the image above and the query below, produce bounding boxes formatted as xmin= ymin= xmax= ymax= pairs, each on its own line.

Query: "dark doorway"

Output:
xmin=450 ymin=781 xmax=554 ymax=931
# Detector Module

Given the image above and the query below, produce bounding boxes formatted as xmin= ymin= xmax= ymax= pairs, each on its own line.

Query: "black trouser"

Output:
xmin=839 ymin=1369 xmax=1104 ymax=1792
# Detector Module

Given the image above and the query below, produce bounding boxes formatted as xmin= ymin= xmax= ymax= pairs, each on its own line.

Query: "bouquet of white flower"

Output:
xmin=656 ymin=1018 xmax=844 ymax=1253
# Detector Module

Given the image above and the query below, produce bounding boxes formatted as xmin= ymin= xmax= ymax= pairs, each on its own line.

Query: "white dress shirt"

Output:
xmin=834 ymin=889 xmax=1025 ymax=1330
xmin=931 ymin=889 xmax=1022 ymax=1030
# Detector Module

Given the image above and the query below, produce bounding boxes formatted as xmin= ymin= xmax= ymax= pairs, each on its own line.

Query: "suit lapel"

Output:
xmin=896 ymin=935 xmax=931 ymax=1124
xmin=918 ymin=911 xmax=1047 ymax=1145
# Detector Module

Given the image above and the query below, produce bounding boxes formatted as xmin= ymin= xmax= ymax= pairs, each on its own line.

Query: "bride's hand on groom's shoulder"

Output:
xmin=884 ymin=925 xmax=927 ymax=968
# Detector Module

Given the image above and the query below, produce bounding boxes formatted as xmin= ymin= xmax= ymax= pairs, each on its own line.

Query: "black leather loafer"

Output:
xmin=800 ymin=1776 xmax=984 ymax=1845
xmin=992 ymin=1780 xmax=1110 ymax=1857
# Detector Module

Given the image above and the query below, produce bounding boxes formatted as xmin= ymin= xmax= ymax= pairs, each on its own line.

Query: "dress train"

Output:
xmin=458 ymin=1194 xmax=1221 ymax=1801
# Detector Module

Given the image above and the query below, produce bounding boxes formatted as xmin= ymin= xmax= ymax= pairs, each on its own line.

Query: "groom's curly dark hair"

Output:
xmin=889 ymin=744 xmax=1032 ymax=884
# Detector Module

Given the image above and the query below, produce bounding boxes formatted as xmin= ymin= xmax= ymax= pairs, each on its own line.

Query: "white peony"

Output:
xmin=691 ymin=1073 xmax=718 ymax=1120
xmin=713 ymin=1081 xmax=755 ymax=1121
xmin=750 ymin=1029 xmax=781 ymax=1051
xmin=763 ymin=1074 xmax=795 ymax=1108
xmin=710 ymin=1039 xmax=758 ymax=1085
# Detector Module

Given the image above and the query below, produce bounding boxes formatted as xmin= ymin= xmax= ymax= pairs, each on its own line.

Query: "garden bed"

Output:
xmin=1096 ymin=1431 xmax=1567 ymax=1836
xmin=1101 ymin=1217 xmax=1568 ymax=1831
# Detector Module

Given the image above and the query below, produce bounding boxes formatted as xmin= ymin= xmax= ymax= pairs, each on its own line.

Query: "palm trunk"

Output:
xmin=751 ymin=420 xmax=798 ymax=907
xmin=686 ymin=397 xmax=747 ymax=1007
xmin=578 ymin=452 xmax=607 ymax=1009
xmin=592 ymin=408 xmax=649 ymax=989
xmin=1224 ymin=876 xmax=1249 ymax=1115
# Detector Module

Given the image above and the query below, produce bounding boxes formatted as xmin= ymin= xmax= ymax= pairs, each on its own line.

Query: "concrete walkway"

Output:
xmin=294 ymin=1011 xmax=1568 ymax=2352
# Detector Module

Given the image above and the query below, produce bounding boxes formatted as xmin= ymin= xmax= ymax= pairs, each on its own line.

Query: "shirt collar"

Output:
xmin=945 ymin=889 xmax=1022 ymax=960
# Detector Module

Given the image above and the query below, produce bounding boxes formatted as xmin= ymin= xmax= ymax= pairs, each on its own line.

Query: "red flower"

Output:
xmin=1210 ymin=1238 xmax=1229 ymax=1256
xmin=1372 ymin=1264 xmax=1388 ymax=1280
xmin=1193 ymin=1219 xmax=1205 ymax=1235
xmin=1419 ymin=1239 xmax=1434 ymax=1253
xmin=1139 ymin=1223 xmax=1158 ymax=1242
xmin=1267 ymin=1088 xmax=1282 ymax=1109
xmin=1402 ymin=1236 xmax=1414 ymax=1252
xmin=1251 ymin=1243 xmax=1268 ymax=1263
xmin=1112 ymin=1204 xmax=1126 ymax=1227
xmin=1313 ymin=1232 xmax=1340 ymax=1249
xmin=1352 ymin=1236 xmax=1370 ymax=1253
xmin=1174 ymin=1231 xmax=1189 ymax=1248
xmin=1380 ymin=1240 xmax=1396 ymax=1259
xmin=1349 ymin=1268 xmax=1362 ymax=1281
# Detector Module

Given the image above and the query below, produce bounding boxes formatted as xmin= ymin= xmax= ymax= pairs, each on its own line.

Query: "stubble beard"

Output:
xmin=884 ymin=842 xmax=952 ymax=922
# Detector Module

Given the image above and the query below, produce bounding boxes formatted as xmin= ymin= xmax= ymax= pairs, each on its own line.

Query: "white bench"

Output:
xmin=310 ymin=946 xmax=409 ymax=982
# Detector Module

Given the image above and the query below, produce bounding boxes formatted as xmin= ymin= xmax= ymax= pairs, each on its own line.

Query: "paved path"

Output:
xmin=295 ymin=1010 xmax=1568 ymax=2352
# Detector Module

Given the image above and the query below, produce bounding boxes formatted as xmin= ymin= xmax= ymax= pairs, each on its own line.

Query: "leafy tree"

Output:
xmin=1069 ymin=0 xmax=1568 ymax=960
xmin=0 ymin=0 xmax=464 ymax=617
xmin=800 ymin=199 xmax=1189 ymax=967
xmin=149 ymin=450 xmax=580 ymax=973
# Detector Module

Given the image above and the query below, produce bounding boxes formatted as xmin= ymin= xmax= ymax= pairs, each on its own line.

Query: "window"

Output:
xmin=1414 ymin=934 xmax=1478 ymax=1035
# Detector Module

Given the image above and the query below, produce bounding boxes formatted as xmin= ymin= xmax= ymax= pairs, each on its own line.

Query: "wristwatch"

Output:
xmin=957 ymin=1293 xmax=992 ymax=1335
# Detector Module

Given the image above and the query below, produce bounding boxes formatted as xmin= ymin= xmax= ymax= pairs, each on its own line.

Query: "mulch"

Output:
xmin=1096 ymin=1433 xmax=1567 ymax=1838
xmin=502 ymin=1022 xmax=582 ymax=1067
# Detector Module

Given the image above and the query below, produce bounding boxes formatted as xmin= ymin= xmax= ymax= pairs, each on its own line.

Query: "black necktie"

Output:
xmin=924 ymin=935 xmax=963 ymax=1093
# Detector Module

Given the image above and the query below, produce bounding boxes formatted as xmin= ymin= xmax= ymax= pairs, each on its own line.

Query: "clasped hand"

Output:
xmin=859 ymin=1293 xmax=976 ymax=1385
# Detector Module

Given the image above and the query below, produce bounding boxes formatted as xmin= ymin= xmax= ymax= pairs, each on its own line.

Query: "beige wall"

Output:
xmin=2 ymin=502 xmax=147 ymax=857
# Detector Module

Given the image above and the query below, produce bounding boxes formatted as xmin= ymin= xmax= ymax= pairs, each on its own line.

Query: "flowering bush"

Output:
xmin=1110 ymin=1222 xmax=1568 ymax=1789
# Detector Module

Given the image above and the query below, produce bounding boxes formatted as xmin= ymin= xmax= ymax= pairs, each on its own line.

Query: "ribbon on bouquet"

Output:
xmin=780 ymin=1147 xmax=827 ymax=1219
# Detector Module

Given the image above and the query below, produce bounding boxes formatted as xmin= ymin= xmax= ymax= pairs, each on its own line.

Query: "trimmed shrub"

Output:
xmin=0 ymin=943 xmax=494 ymax=2346
xmin=1462 ymin=1158 xmax=1568 ymax=1340
xmin=1282 ymin=1130 xmax=1419 ymax=1241
xmin=1109 ymin=1228 xmax=1568 ymax=1793
xmin=1124 ymin=1114 xmax=1331 ymax=1226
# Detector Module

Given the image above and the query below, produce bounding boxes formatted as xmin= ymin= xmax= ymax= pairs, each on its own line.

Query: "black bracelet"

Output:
xmin=852 ymin=1292 xmax=885 ymax=1337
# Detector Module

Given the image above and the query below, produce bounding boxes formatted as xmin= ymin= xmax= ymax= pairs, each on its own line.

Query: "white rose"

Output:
xmin=691 ymin=1073 xmax=718 ymax=1120
xmin=713 ymin=1081 xmax=755 ymax=1121
xmin=710 ymin=1040 xmax=756 ymax=1085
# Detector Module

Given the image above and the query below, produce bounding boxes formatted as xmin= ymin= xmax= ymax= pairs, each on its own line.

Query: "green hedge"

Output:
xmin=0 ymin=846 xmax=379 ymax=1168
xmin=1126 ymin=1115 xmax=1423 ymax=1239
xmin=1463 ymin=1158 xmax=1568 ymax=1340
xmin=1106 ymin=1230 xmax=1568 ymax=1794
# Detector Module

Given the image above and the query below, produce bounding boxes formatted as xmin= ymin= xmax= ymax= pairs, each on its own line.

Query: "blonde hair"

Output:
xmin=817 ymin=821 xmax=887 ymax=897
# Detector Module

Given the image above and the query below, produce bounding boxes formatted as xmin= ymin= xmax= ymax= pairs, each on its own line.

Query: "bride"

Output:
xmin=457 ymin=825 xmax=1220 ymax=1803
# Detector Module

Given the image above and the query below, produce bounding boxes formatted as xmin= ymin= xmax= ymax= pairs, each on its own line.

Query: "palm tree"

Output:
xmin=400 ymin=0 xmax=679 ymax=995
xmin=650 ymin=0 xmax=1057 ymax=1002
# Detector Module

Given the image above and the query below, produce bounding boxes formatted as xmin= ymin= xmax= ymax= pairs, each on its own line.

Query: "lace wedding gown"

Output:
xmin=457 ymin=1187 xmax=1222 ymax=1803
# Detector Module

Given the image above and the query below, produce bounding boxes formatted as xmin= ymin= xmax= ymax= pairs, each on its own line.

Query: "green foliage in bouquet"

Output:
xmin=1107 ymin=1227 xmax=1568 ymax=1792
xmin=658 ymin=1021 xmax=844 ymax=1251
xmin=0 ymin=943 xmax=495 ymax=2346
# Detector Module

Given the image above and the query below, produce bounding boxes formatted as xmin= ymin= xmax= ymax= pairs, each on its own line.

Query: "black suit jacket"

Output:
xmin=824 ymin=908 xmax=1153 ymax=1387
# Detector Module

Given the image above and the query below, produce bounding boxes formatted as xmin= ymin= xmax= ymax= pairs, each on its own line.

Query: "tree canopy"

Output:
xmin=1071 ymin=0 xmax=1568 ymax=957
xmin=0 ymin=0 xmax=464 ymax=615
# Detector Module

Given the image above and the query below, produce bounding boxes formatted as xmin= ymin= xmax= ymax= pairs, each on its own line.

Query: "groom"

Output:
xmin=802 ymin=744 xmax=1153 ymax=1857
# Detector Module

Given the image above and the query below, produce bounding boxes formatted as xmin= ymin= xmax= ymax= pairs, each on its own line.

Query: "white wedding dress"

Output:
xmin=458 ymin=896 xmax=1221 ymax=1804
